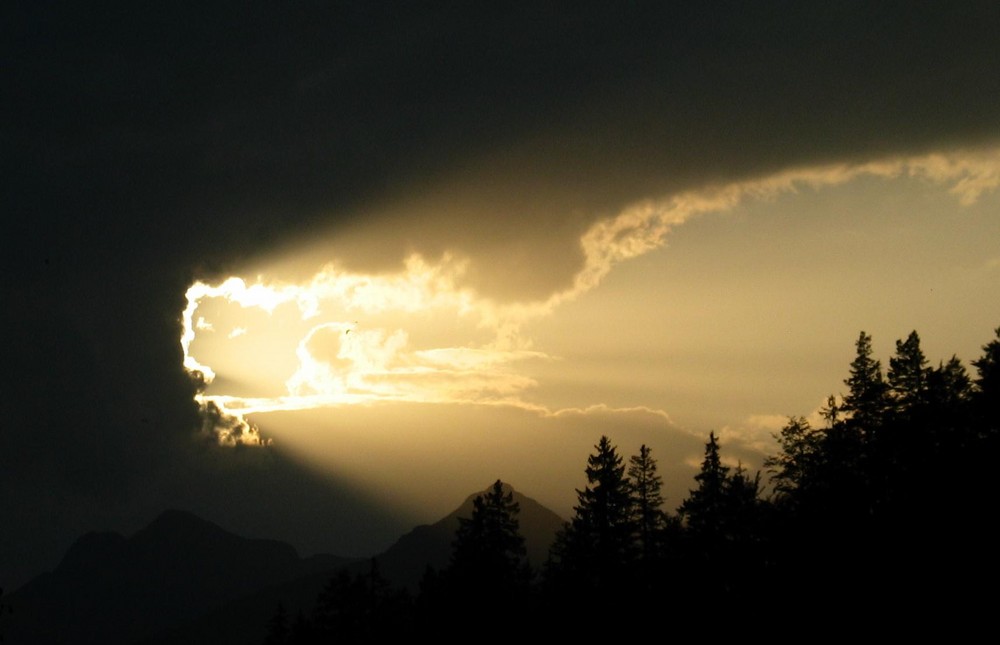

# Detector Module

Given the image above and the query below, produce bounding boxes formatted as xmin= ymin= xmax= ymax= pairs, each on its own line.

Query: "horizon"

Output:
xmin=3 ymin=1 xmax=1000 ymax=596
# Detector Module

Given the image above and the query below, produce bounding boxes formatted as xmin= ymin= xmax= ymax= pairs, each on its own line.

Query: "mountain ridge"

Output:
xmin=5 ymin=483 xmax=565 ymax=645
xmin=364 ymin=480 xmax=564 ymax=591
xmin=4 ymin=508 xmax=353 ymax=645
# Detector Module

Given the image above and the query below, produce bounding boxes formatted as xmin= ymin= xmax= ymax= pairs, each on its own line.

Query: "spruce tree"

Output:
xmin=549 ymin=436 xmax=636 ymax=592
xmin=973 ymin=327 xmax=1000 ymax=395
xmin=927 ymin=356 xmax=972 ymax=407
xmin=628 ymin=444 xmax=667 ymax=561
xmin=448 ymin=479 xmax=528 ymax=595
xmin=765 ymin=416 xmax=822 ymax=503
xmin=842 ymin=331 xmax=889 ymax=433
xmin=420 ymin=480 xmax=531 ymax=638
xmin=311 ymin=560 xmax=412 ymax=643
xmin=839 ymin=331 xmax=887 ymax=503
xmin=972 ymin=326 xmax=1000 ymax=433
xmin=888 ymin=330 xmax=930 ymax=414
xmin=679 ymin=431 xmax=730 ymax=539
xmin=678 ymin=433 xmax=765 ymax=604
xmin=723 ymin=463 xmax=763 ymax=543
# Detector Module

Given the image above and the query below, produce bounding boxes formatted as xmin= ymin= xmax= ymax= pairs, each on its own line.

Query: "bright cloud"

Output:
xmin=181 ymin=147 xmax=1000 ymax=445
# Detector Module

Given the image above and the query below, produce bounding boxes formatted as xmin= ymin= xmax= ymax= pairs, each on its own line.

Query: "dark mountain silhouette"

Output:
xmin=367 ymin=481 xmax=564 ymax=591
xmin=3 ymin=484 xmax=563 ymax=645
xmin=140 ymin=568 xmax=339 ymax=645
xmin=4 ymin=509 xmax=352 ymax=645
xmin=139 ymin=482 xmax=564 ymax=644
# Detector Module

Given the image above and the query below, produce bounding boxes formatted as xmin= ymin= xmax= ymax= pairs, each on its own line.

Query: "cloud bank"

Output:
xmin=183 ymin=147 xmax=1000 ymax=443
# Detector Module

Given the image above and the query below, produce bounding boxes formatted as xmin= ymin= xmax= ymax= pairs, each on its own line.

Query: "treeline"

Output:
xmin=264 ymin=326 xmax=1000 ymax=642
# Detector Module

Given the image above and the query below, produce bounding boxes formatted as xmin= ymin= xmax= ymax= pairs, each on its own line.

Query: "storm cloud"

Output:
xmin=2 ymin=1 xmax=999 ymax=590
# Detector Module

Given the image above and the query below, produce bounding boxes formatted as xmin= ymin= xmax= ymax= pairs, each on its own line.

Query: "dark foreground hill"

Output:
xmin=3 ymin=509 xmax=352 ymax=645
xmin=4 ymin=483 xmax=564 ymax=645
xmin=151 ymin=481 xmax=564 ymax=644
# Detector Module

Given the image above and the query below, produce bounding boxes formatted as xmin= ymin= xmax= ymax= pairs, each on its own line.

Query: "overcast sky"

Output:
xmin=3 ymin=1 xmax=999 ymax=591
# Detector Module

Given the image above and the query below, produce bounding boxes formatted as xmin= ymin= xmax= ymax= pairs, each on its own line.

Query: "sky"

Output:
xmin=3 ymin=1 xmax=1000 ymax=591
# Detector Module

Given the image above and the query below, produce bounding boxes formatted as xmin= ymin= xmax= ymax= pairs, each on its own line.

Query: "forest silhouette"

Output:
xmin=260 ymin=325 xmax=1000 ymax=643
xmin=5 ymin=326 xmax=998 ymax=643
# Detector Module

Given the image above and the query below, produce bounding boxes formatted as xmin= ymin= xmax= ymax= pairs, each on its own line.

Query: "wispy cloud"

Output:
xmin=181 ymin=146 xmax=1000 ymax=444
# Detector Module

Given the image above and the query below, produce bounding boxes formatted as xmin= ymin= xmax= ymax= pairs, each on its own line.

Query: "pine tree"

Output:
xmin=549 ymin=436 xmax=636 ymax=592
xmin=628 ymin=444 xmax=667 ymax=561
xmin=888 ymin=330 xmax=930 ymax=414
xmin=920 ymin=355 xmax=975 ymax=452
xmin=448 ymin=479 xmax=528 ymax=596
xmin=420 ymin=481 xmax=530 ymax=638
xmin=973 ymin=327 xmax=1000 ymax=394
xmin=312 ymin=569 xmax=367 ymax=640
xmin=842 ymin=331 xmax=889 ymax=433
xmin=679 ymin=431 xmax=730 ymax=539
xmin=927 ymin=356 xmax=972 ymax=407
xmin=311 ymin=560 xmax=412 ymax=643
xmin=972 ymin=326 xmax=1000 ymax=434
xmin=765 ymin=416 xmax=822 ymax=503
xmin=724 ymin=463 xmax=763 ymax=539
xmin=678 ymin=433 xmax=765 ymax=605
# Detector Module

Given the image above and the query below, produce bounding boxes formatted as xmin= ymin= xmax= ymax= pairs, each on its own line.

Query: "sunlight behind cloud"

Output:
xmin=181 ymin=255 xmax=556 ymax=443
xmin=180 ymin=146 xmax=1000 ymax=446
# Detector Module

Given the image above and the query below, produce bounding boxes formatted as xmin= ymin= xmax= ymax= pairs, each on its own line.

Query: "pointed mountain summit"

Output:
xmin=159 ymin=482 xmax=567 ymax=643
xmin=369 ymin=481 xmax=565 ymax=591
xmin=4 ymin=487 xmax=565 ymax=645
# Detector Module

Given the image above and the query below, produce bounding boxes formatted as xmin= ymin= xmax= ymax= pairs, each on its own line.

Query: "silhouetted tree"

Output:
xmin=972 ymin=326 xmax=1000 ymax=434
xmin=726 ymin=464 xmax=762 ymax=517
xmin=888 ymin=330 xmax=931 ymax=414
xmin=675 ymin=432 xmax=768 ymax=617
xmin=679 ymin=431 xmax=730 ymax=539
xmin=834 ymin=332 xmax=887 ymax=514
xmin=682 ymin=434 xmax=764 ymax=547
xmin=312 ymin=569 xmax=365 ymax=641
xmin=548 ymin=436 xmax=636 ymax=595
xmin=765 ymin=416 xmax=823 ymax=504
xmin=263 ymin=602 xmax=289 ymax=645
xmin=958 ymin=327 xmax=1000 ymax=607
xmin=883 ymin=331 xmax=959 ymax=513
xmin=628 ymin=444 xmax=668 ymax=562
xmin=927 ymin=356 xmax=973 ymax=411
xmin=311 ymin=560 xmax=412 ymax=643
xmin=447 ymin=480 xmax=530 ymax=599
xmin=760 ymin=326 xmax=1000 ymax=621
xmin=842 ymin=331 xmax=889 ymax=434
xmin=973 ymin=327 xmax=1000 ymax=391
xmin=418 ymin=481 xmax=531 ymax=638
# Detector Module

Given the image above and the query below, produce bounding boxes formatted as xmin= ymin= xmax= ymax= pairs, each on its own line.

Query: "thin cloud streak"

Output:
xmin=181 ymin=147 xmax=1000 ymax=443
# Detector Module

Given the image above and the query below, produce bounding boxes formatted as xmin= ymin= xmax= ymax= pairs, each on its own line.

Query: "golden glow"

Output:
xmin=180 ymin=147 xmax=1000 ymax=449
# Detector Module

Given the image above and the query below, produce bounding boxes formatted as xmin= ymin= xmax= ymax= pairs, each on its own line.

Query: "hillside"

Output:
xmin=4 ymin=510 xmax=351 ymax=645
xmin=4 ymin=484 xmax=563 ymax=644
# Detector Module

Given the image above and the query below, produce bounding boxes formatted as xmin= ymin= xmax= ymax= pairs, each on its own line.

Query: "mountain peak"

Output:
xmin=139 ymin=508 xmax=230 ymax=537
xmin=368 ymin=483 xmax=565 ymax=591
xmin=462 ymin=479 xmax=517 ymax=501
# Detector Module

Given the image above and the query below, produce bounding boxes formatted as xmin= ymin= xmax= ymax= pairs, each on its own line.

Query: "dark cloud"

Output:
xmin=2 ymin=1 xmax=999 ymax=589
xmin=7 ymin=3 xmax=998 ymax=278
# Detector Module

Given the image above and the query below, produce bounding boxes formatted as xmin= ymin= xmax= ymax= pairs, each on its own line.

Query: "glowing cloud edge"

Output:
xmin=180 ymin=146 xmax=1000 ymax=445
